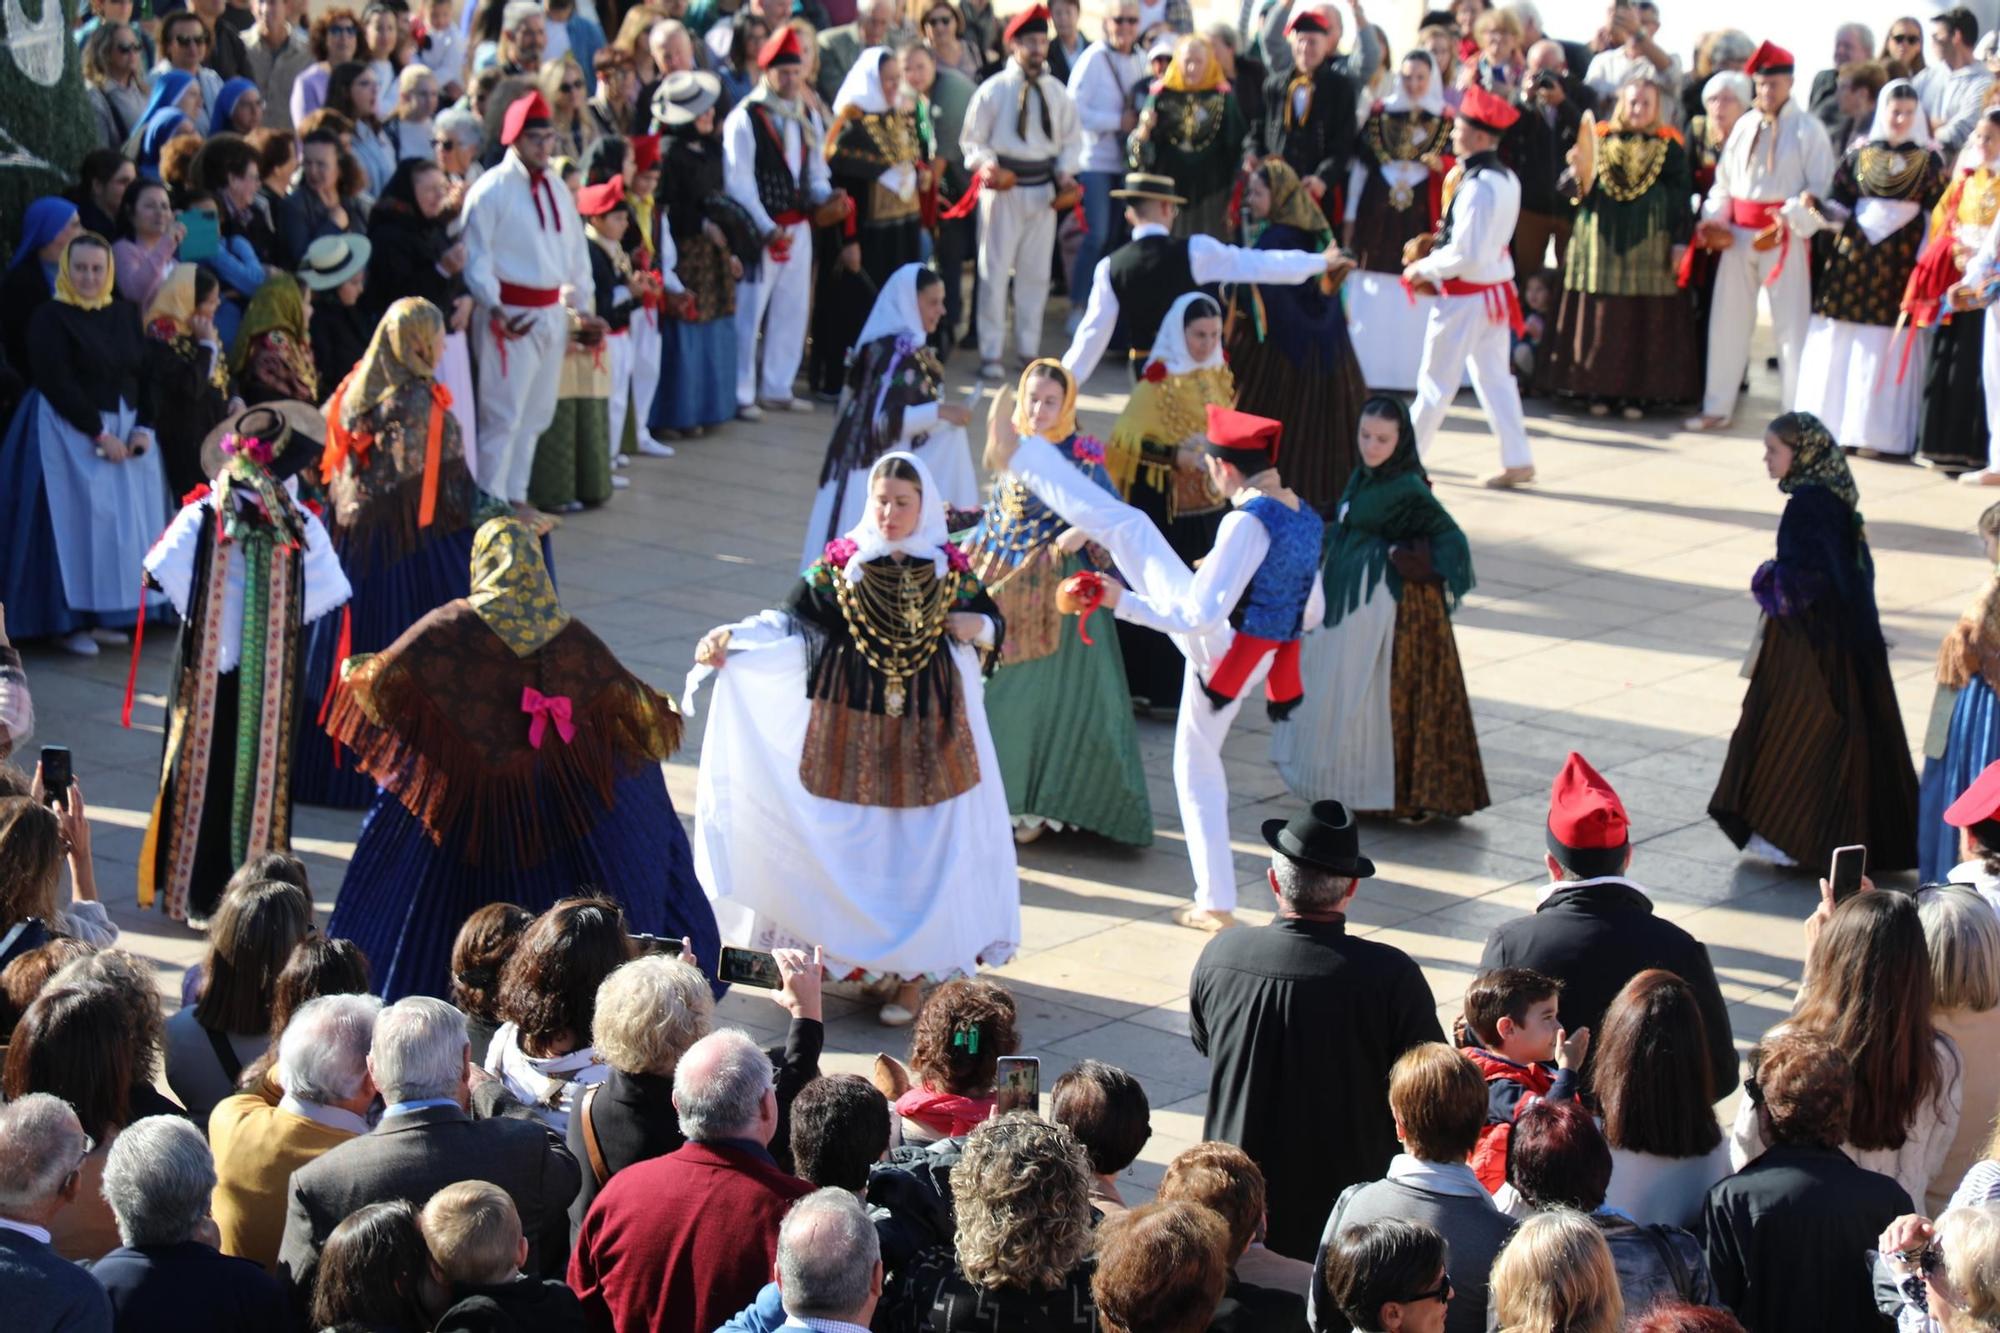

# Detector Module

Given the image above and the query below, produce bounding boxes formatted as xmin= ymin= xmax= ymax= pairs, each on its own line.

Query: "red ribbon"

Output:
xmin=521 ymin=686 xmax=576 ymax=748
xmin=1060 ymin=571 xmax=1106 ymax=646
xmin=121 ymin=578 xmax=147 ymax=728
xmin=1727 ymin=199 xmax=1788 ymax=288
xmin=488 ymin=312 xmax=512 ymax=377
xmin=940 ymin=172 xmax=984 ymax=221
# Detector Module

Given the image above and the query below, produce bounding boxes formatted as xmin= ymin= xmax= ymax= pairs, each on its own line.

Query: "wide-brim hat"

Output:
xmin=654 ymin=69 xmax=721 ymax=127
xmin=199 ymin=401 xmax=326 ymax=483
xmin=1110 ymin=170 xmax=1187 ymax=204
xmin=1262 ymin=801 xmax=1375 ymax=879
xmin=297 ymin=233 xmax=372 ymax=291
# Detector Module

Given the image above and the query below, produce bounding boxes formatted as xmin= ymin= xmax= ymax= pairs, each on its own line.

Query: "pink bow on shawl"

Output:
xmin=521 ymin=686 xmax=576 ymax=748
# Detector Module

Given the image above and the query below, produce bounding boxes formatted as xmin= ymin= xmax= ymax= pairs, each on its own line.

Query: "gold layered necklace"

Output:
xmin=1858 ymin=144 xmax=1928 ymax=198
xmin=833 ymin=558 xmax=953 ymax=717
xmin=860 ymin=110 xmax=922 ymax=166
xmin=1163 ymin=91 xmax=1226 ymax=154
xmin=1597 ymin=132 xmax=1669 ymax=203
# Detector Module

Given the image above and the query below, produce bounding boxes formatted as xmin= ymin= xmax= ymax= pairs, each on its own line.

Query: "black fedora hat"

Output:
xmin=1261 ymin=801 xmax=1376 ymax=878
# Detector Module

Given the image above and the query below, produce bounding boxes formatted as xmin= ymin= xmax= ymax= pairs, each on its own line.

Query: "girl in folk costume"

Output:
xmin=325 ymin=517 xmax=715 ymax=1000
xmin=650 ymin=71 xmax=749 ymax=439
xmin=619 ymin=137 xmax=669 ymax=461
xmin=139 ymin=407 xmax=352 ymax=925
xmin=689 ymin=451 xmax=1015 ymax=1026
xmin=1949 ymin=125 xmax=2000 ymax=487
xmin=961 ymin=361 xmax=1151 ymax=847
xmin=1914 ymin=110 xmax=2000 ymax=474
xmin=1710 ymin=413 xmax=1919 ymax=874
xmin=527 ymin=180 xmax=626 ymax=515
xmin=1104 ymin=290 xmax=1235 ymax=710
xmin=230 ymin=276 xmax=321 ymax=408
xmin=1542 ymin=73 xmax=1700 ymax=417
xmin=825 ymin=46 xmax=933 ymax=286
xmin=1271 ymin=395 xmax=1486 ymax=821
xmin=579 ymin=175 xmax=665 ymax=488
xmin=295 ymin=297 xmax=505 ymax=810
xmin=1129 ymin=34 xmax=1248 ymax=242
xmin=800 ymin=264 xmax=980 ymax=570
xmin=0 ymin=233 xmax=170 ymax=656
xmin=140 ymin=266 xmax=236 ymax=501
xmin=1224 ymin=158 xmax=1367 ymax=514
xmin=1917 ymin=503 xmax=2000 ymax=880
xmin=1341 ymin=51 xmax=1451 ymax=395
xmin=1794 ymin=79 xmax=1946 ymax=458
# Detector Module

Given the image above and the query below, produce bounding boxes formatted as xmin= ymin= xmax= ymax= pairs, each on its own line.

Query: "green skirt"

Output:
xmin=528 ymin=396 xmax=613 ymax=510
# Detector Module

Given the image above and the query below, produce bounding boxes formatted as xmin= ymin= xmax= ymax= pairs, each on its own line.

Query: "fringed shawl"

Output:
xmin=1323 ymin=414 xmax=1473 ymax=626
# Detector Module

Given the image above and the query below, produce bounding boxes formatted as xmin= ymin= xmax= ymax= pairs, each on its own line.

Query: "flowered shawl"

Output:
xmin=1323 ymin=396 xmax=1473 ymax=626
xmin=231 ymin=276 xmax=319 ymax=400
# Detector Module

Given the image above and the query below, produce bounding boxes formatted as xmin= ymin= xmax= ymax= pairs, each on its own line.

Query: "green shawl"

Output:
xmin=1323 ymin=397 xmax=1473 ymax=626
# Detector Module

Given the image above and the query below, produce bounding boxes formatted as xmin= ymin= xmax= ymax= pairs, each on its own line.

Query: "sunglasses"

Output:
xmin=1890 ymin=33 xmax=1920 ymax=43
xmin=561 ymin=79 xmax=584 ymax=92
xmin=924 ymin=12 xmax=952 ymax=24
xmin=173 ymin=31 xmax=209 ymax=46
xmin=1402 ymin=1273 xmax=1454 ymax=1305
xmin=113 ymin=40 xmax=140 ymax=53
xmin=328 ymin=22 xmax=357 ymax=34
xmin=1110 ymin=14 xmax=1138 ymax=23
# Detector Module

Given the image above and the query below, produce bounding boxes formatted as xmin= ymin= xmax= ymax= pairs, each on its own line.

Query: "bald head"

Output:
xmin=778 ymin=1189 xmax=883 ymax=1322
xmin=673 ymin=1028 xmax=776 ymax=1142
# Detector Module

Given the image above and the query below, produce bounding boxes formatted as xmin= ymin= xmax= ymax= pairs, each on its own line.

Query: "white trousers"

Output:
xmin=734 ymin=219 xmax=812 ymax=405
xmin=1411 ymin=294 xmax=1533 ymax=470
xmin=1983 ymin=304 xmax=2000 ymax=472
xmin=627 ymin=306 xmax=662 ymax=440
xmin=438 ymin=328 xmax=479 ymax=482
xmin=473 ymin=303 xmax=569 ymax=504
xmin=1173 ymin=653 xmax=1270 ymax=912
xmin=976 ymin=182 xmax=1056 ymax=363
xmin=1702 ymin=228 xmax=1811 ymax=421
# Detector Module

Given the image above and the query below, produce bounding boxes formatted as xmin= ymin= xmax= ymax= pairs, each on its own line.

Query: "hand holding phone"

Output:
xmin=629 ymin=933 xmax=685 ymax=958
xmin=718 ymin=945 xmax=783 ymax=990
xmin=993 ymin=1055 xmax=1040 ymax=1117
xmin=39 ymin=746 xmax=72 ymax=810
xmin=1829 ymin=845 xmax=1867 ymax=905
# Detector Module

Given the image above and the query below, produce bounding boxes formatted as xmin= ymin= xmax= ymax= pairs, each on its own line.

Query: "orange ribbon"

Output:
xmin=418 ymin=382 xmax=451 ymax=528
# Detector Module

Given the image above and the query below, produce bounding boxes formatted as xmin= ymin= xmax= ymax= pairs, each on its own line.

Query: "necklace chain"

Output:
xmin=1596 ymin=132 xmax=1669 ymax=203
xmin=1857 ymin=144 xmax=1928 ymax=198
xmin=832 ymin=559 xmax=953 ymax=717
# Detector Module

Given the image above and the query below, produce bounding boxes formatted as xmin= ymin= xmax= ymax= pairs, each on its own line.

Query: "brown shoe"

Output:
xmin=1482 ymin=466 xmax=1536 ymax=489
xmin=1172 ymin=907 xmax=1239 ymax=933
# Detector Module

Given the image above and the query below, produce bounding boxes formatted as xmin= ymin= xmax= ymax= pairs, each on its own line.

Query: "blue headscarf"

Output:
xmin=210 ymin=77 xmax=258 ymax=135
xmin=9 ymin=198 xmax=78 ymax=279
xmin=138 ymin=110 xmax=191 ymax=179
xmin=137 ymin=69 xmax=196 ymax=129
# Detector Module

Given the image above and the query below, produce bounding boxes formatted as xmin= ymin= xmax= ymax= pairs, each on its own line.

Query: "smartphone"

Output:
xmin=718 ymin=945 xmax=782 ymax=989
xmin=1829 ymin=844 xmax=1867 ymax=905
xmin=39 ymin=746 xmax=71 ymax=810
xmin=993 ymin=1056 xmax=1040 ymax=1118
xmin=630 ymin=933 xmax=684 ymax=958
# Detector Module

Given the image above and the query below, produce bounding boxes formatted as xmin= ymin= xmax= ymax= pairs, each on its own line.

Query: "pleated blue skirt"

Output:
xmin=326 ymin=763 xmax=717 ymax=1000
xmin=649 ymin=317 xmax=736 ymax=432
xmin=1920 ymin=677 xmax=2000 ymax=883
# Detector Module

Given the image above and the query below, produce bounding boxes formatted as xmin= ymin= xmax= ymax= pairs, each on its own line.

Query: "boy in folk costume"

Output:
xmin=958 ymin=4 xmax=1082 ymax=381
xmin=1685 ymin=41 xmax=1837 ymax=431
xmin=577 ymin=175 xmax=665 ymax=494
xmin=990 ymin=401 xmax=1324 ymax=933
xmin=623 ymin=134 xmax=676 ymax=459
xmin=137 ymin=406 xmax=352 ymax=925
xmin=461 ymin=91 xmax=603 ymax=533
xmin=1403 ymin=82 xmax=1536 ymax=490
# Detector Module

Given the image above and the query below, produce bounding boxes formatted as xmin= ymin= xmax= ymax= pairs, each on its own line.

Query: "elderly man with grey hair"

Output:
xmin=433 ymin=106 xmax=487 ymax=186
xmin=275 ymin=997 xmax=580 ymax=1318
xmin=0 ymin=1094 xmax=112 ymax=1333
xmin=90 ymin=1117 xmax=287 ymax=1330
xmin=1188 ymin=802 xmax=1443 ymax=1263
xmin=771 ymin=1189 xmax=883 ymax=1330
xmin=816 ymin=0 xmax=898 ymax=108
xmin=1250 ymin=0 xmax=1380 ymax=84
xmin=209 ymin=992 xmax=381 ymax=1270
xmin=570 ymin=1028 xmax=813 ymax=1333
xmin=483 ymin=0 xmax=548 ymax=76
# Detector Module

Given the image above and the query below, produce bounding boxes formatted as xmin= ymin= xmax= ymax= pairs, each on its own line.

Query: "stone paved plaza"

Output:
xmin=24 ymin=330 xmax=1998 ymax=1204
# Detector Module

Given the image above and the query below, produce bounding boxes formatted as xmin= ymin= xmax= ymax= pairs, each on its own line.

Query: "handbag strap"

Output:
xmin=204 ymin=1022 xmax=245 ymax=1085
xmin=1642 ymin=1223 xmax=1694 ymax=1302
xmin=578 ymin=1082 xmax=610 ymax=1188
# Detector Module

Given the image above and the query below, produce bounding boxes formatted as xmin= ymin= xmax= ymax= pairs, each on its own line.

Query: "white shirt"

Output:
xmin=723 ymin=97 xmax=834 ymax=236
xmin=1703 ymin=100 xmax=1837 ymax=220
xmin=962 ymin=61 xmax=1082 ymax=176
xmin=461 ymin=148 xmax=596 ymax=311
xmin=1917 ymin=60 xmax=1996 ymax=153
xmin=1062 ymin=223 xmax=1330 ymax=381
xmin=1407 ymin=159 xmax=1520 ymax=286
xmin=1112 ymin=492 xmax=1326 ymax=637
xmin=1583 ymin=46 xmax=1683 ymax=111
xmin=1067 ymin=41 xmax=1145 ymax=174
xmin=277 ymin=1094 xmax=373 ymax=1136
xmin=0 ymin=1218 xmax=52 ymax=1245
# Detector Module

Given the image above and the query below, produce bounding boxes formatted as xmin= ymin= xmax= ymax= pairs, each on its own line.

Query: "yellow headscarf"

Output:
xmin=230 ymin=276 xmax=317 ymax=398
xmin=1256 ymin=157 xmax=1331 ymax=237
xmin=143 ymin=264 xmax=198 ymax=333
xmin=467 ymin=517 xmax=570 ymax=657
xmin=340 ymin=297 xmax=445 ymax=429
xmin=1162 ymin=36 xmax=1226 ymax=94
xmin=1010 ymin=358 xmax=1079 ymax=443
xmin=54 ymin=234 xmax=115 ymax=312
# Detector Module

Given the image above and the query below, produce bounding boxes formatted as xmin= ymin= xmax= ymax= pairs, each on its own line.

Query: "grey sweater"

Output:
xmin=1309 ymin=1159 xmax=1516 ymax=1333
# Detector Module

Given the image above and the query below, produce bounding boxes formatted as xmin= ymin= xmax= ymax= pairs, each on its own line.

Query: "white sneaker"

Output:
xmin=735 ymin=404 xmax=765 ymax=422
xmin=612 ymin=453 xmax=629 ymax=469
xmin=979 ymin=361 xmax=1006 ymax=381
xmin=90 ymin=627 xmax=130 ymax=646
xmin=636 ymin=437 xmax=677 ymax=457
xmin=610 ymin=474 xmax=631 ymax=489
xmin=59 ymin=631 xmax=99 ymax=657
xmin=760 ymin=396 xmax=813 ymax=414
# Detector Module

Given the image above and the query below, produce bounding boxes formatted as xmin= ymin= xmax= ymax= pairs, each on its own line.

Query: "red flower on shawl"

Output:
xmin=1071 ymin=435 xmax=1105 ymax=465
xmin=824 ymin=537 xmax=859 ymax=569
xmin=945 ymin=543 xmax=972 ymax=573
xmin=1142 ymin=360 xmax=1167 ymax=383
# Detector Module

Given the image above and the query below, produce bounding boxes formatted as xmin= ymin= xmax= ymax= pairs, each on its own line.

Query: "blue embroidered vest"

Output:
xmin=1234 ymin=494 xmax=1322 ymax=641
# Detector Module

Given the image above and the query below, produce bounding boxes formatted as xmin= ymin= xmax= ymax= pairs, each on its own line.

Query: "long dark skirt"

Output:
xmin=1227 ymin=330 xmax=1367 ymax=516
xmin=1365 ymin=582 xmax=1490 ymax=819
xmin=1542 ymin=289 xmax=1701 ymax=407
xmin=1917 ymin=313 xmax=1989 ymax=471
xmin=809 ymin=233 xmax=877 ymax=397
xmin=149 ymin=668 xmax=246 ymax=923
xmin=1710 ymin=611 xmax=1919 ymax=874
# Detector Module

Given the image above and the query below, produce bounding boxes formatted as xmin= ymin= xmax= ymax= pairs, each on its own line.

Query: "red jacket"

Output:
xmin=568 ymin=1140 xmax=812 ymax=1333
xmin=1462 ymin=1047 xmax=1575 ymax=1194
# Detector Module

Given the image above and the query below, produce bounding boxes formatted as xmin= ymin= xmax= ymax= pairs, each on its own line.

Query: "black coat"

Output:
xmin=30 ymin=298 xmax=147 ymax=435
xmin=434 ymin=1275 xmax=587 ymax=1333
xmin=89 ymin=1240 xmax=287 ymax=1333
xmin=0 ymin=261 xmax=53 ymax=394
xmin=363 ymin=203 xmax=465 ymax=324
xmin=1258 ymin=62 xmax=1358 ymax=192
xmin=1210 ymin=1274 xmax=1309 ymax=1332
xmin=1478 ymin=877 xmax=1739 ymax=1101
xmin=1190 ymin=916 xmax=1445 ymax=1261
xmin=1697 ymin=1144 xmax=1911 ymax=1332
xmin=309 ymin=297 xmax=372 ymax=399
xmin=1502 ymin=93 xmax=1585 ymax=217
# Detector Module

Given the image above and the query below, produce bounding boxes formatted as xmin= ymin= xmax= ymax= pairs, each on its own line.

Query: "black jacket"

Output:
xmin=363 ymin=202 xmax=465 ymax=323
xmin=1190 ymin=916 xmax=1444 ymax=1261
xmin=90 ymin=1240 xmax=287 ymax=1333
xmin=1258 ymin=62 xmax=1358 ymax=193
xmin=310 ymin=297 xmax=372 ymax=400
xmin=434 ymin=1275 xmax=587 ymax=1333
xmin=1698 ymin=1144 xmax=1911 ymax=1332
xmin=1502 ymin=93 xmax=1585 ymax=217
xmin=1210 ymin=1274 xmax=1308 ymax=1331
xmin=1478 ymin=877 xmax=1738 ymax=1100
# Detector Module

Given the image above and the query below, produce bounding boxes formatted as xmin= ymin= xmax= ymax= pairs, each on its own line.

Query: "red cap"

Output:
xmin=1459 ymin=84 xmax=1521 ymax=134
xmin=500 ymin=90 xmax=552 ymax=147
xmin=1745 ymin=40 xmax=1794 ymax=75
xmin=1285 ymin=6 xmax=1331 ymax=35
xmin=630 ymin=134 xmax=661 ymax=174
xmin=1203 ymin=404 xmax=1283 ymax=464
xmin=1547 ymin=752 xmax=1629 ymax=852
xmin=1003 ymin=4 xmax=1051 ymax=43
xmin=577 ymin=174 xmax=626 ymax=217
xmin=1945 ymin=760 xmax=2000 ymax=828
xmin=756 ymin=25 xmax=803 ymax=68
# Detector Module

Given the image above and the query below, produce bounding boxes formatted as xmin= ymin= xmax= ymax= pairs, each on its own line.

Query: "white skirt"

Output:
xmin=1346 ymin=271 xmax=1469 ymax=393
xmin=692 ymin=626 xmax=1020 ymax=981
xmin=1793 ymin=315 xmax=1927 ymax=455
xmin=1269 ymin=578 xmax=1397 ymax=809
xmin=799 ymin=423 xmax=983 ymax=572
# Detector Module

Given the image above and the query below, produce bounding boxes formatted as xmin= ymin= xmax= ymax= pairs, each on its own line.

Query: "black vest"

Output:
xmin=748 ymin=105 xmax=806 ymax=221
xmin=1107 ymin=234 xmax=1197 ymax=356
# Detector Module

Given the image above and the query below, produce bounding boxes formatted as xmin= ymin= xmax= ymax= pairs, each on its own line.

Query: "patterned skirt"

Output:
xmin=1226 ymin=325 xmax=1366 ymax=515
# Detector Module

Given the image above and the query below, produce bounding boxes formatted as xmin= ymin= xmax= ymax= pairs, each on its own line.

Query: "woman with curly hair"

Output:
xmin=483 ymin=897 xmax=634 ymax=1133
xmin=882 ymin=1114 xmax=1099 ymax=1330
xmin=293 ymin=7 xmax=371 ymax=127
xmin=889 ymin=977 xmax=1020 ymax=1141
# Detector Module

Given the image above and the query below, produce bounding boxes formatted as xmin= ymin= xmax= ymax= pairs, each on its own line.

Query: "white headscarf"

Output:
xmin=840 ymin=449 xmax=954 ymax=581
xmin=1380 ymin=49 xmax=1445 ymax=118
xmin=1143 ymin=291 xmax=1226 ymax=377
xmin=854 ymin=263 xmax=934 ymax=348
xmin=1868 ymin=77 xmax=1934 ymax=148
xmin=834 ymin=46 xmax=894 ymax=115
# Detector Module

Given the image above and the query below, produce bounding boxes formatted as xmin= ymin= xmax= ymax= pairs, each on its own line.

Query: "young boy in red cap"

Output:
xmin=1459 ymin=966 xmax=1588 ymax=1192
xmin=1685 ymin=40 xmax=1835 ymax=431
xmin=988 ymin=399 xmax=1324 ymax=932
xmin=1403 ymin=81 xmax=1536 ymax=490
xmin=1942 ymin=758 xmax=2000 ymax=910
